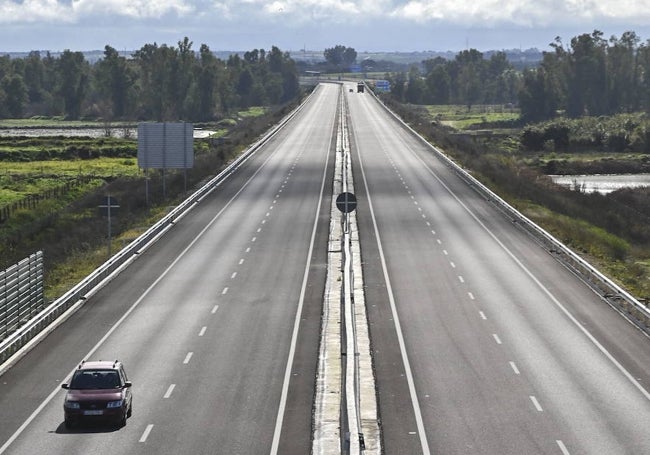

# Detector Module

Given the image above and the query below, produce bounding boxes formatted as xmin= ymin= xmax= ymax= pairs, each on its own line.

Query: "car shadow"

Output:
xmin=53 ymin=421 xmax=121 ymax=434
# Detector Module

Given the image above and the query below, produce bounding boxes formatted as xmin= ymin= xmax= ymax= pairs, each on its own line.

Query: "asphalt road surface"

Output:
xmin=1 ymin=82 xmax=650 ymax=455
xmin=0 ymin=83 xmax=339 ymax=455
xmin=346 ymin=85 xmax=650 ymax=454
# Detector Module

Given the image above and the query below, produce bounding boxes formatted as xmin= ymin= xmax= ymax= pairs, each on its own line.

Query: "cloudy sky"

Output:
xmin=1 ymin=0 xmax=650 ymax=53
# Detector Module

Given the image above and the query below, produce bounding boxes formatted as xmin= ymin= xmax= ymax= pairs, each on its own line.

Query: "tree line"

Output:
xmin=386 ymin=48 xmax=522 ymax=109
xmin=0 ymin=37 xmax=300 ymax=122
xmin=383 ymin=30 xmax=650 ymax=123
xmin=519 ymin=30 xmax=650 ymax=122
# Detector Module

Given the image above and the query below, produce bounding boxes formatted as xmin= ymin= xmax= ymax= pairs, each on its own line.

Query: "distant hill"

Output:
xmin=2 ymin=48 xmax=543 ymax=68
xmin=290 ymin=48 xmax=542 ymax=67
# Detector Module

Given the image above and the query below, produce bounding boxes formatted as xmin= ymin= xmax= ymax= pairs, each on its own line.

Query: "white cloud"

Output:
xmin=72 ymin=0 xmax=195 ymax=19
xmin=0 ymin=0 xmax=73 ymax=23
xmin=390 ymin=0 xmax=650 ymax=27
xmin=2 ymin=0 xmax=650 ymax=52
xmin=2 ymin=0 xmax=650 ymax=26
xmin=0 ymin=0 xmax=195 ymax=24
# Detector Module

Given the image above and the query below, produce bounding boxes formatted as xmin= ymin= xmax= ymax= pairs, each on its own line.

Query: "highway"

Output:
xmin=0 ymin=83 xmax=339 ymax=455
xmin=1 ymin=81 xmax=650 ymax=455
xmin=346 ymin=85 xmax=650 ymax=454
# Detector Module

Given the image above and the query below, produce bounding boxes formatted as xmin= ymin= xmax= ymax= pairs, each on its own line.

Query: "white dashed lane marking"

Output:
xmin=530 ymin=396 xmax=544 ymax=412
xmin=183 ymin=352 xmax=193 ymax=364
xmin=509 ymin=361 xmax=520 ymax=375
xmin=140 ymin=424 xmax=154 ymax=443
xmin=390 ymin=155 xmax=573 ymax=455
xmin=557 ymin=440 xmax=570 ymax=454
xmin=163 ymin=384 xmax=176 ymax=399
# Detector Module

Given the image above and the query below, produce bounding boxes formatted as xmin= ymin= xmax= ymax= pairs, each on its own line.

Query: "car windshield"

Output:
xmin=69 ymin=370 xmax=120 ymax=390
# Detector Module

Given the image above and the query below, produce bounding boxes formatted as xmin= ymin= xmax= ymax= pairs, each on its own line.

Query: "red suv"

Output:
xmin=61 ymin=360 xmax=133 ymax=428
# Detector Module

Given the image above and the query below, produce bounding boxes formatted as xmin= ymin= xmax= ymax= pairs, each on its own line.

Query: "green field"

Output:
xmin=0 ymin=158 xmax=140 ymax=204
xmin=425 ymin=104 xmax=520 ymax=129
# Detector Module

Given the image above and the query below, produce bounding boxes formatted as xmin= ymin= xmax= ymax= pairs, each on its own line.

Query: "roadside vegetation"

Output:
xmin=2 ymin=32 xmax=650 ymax=306
xmin=379 ymin=97 xmax=650 ymax=303
xmin=368 ymin=29 xmax=650 ymax=303
xmin=0 ymin=101 xmax=306 ymax=300
xmin=0 ymin=38 xmax=299 ymax=122
xmin=0 ymin=34 xmax=304 ymax=301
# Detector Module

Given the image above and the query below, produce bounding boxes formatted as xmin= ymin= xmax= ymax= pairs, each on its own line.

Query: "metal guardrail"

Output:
xmin=339 ymin=88 xmax=363 ymax=454
xmin=1 ymin=252 xmax=44 ymax=340
xmin=0 ymin=92 xmax=315 ymax=369
xmin=368 ymin=89 xmax=650 ymax=334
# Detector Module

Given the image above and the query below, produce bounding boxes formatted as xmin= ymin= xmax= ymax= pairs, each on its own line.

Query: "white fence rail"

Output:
xmin=0 ymin=252 xmax=44 ymax=340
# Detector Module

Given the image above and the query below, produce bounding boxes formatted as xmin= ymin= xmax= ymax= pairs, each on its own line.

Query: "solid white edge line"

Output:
xmin=354 ymin=109 xmax=431 ymax=455
xmin=269 ymin=89 xmax=333 ymax=455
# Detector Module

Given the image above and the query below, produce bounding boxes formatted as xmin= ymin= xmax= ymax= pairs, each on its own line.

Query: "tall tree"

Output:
xmin=566 ymin=31 xmax=608 ymax=116
xmin=23 ymin=51 xmax=46 ymax=105
xmin=607 ymin=32 xmax=640 ymax=113
xmin=324 ymin=45 xmax=357 ymax=70
xmin=455 ymin=50 xmax=484 ymax=110
xmin=425 ymin=63 xmax=451 ymax=104
xmin=57 ymin=50 xmax=88 ymax=119
xmin=1 ymin=74 xmax=28 ymax=117
xmin=519 ymin=67 xmax=557 ymax=122
xmin=95 ymin=45 xmax=134 ymax=119
xmin=405 ymin=65 xmax=426 ymax=104
xmin=195 ymin=44 xmax=222 ymax=120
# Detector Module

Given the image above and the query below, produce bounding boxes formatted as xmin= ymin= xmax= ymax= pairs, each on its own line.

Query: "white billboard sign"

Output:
xmin=138 ymin=122 xmax=194 ymax=169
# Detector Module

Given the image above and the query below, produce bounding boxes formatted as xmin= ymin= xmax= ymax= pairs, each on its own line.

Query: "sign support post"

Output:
xmin=98 ymin=195 xmax=120 ymax=257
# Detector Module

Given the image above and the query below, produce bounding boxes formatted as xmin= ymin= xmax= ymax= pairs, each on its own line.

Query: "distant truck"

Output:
xmin=357 ymin=81 xmax=365 ymax=93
